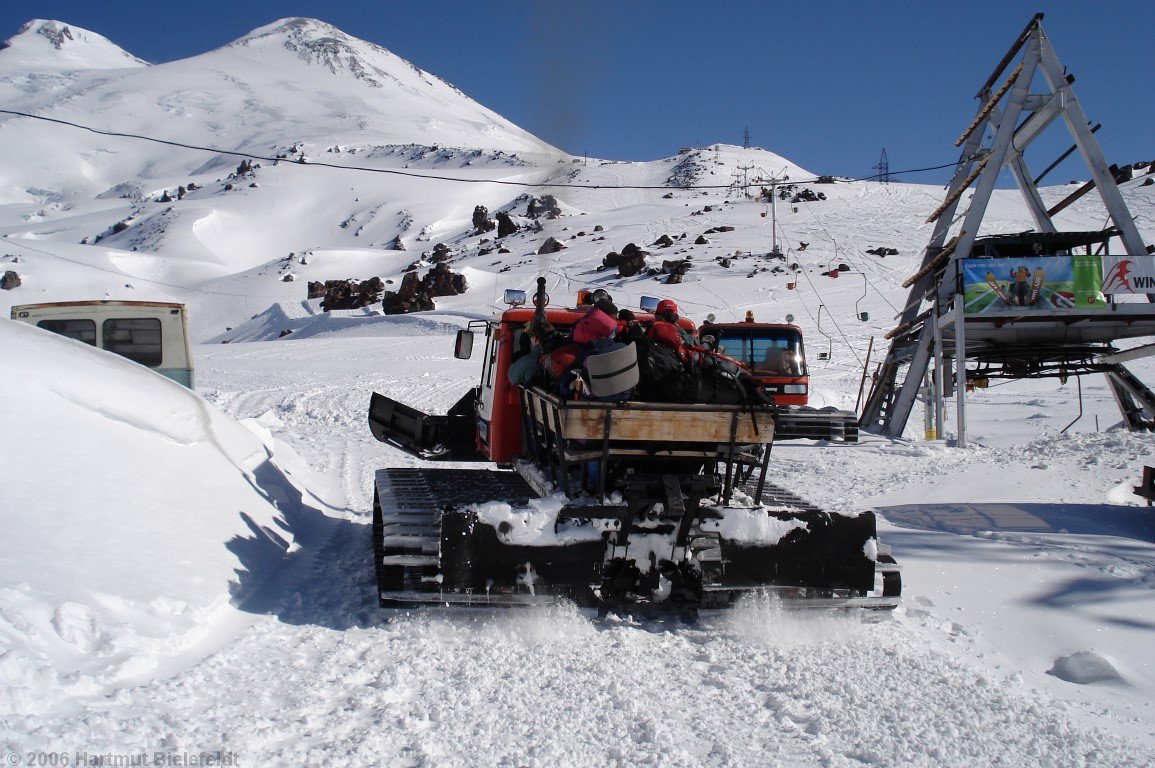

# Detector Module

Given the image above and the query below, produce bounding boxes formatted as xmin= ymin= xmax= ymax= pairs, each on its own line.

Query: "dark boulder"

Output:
xmin=537 ymin=237 xmax=566 ymax=255
xmin=318 ymin=277 xmax=385 ymax=311
xmin=527 ymin=194 xmax=562 ymax=219
xmin=1 ymin=270 xmax=20 ymax=290
xmin=496 ymin=212 xmax=517 ymax=238
xmin=422 ymin=262 xmax=467 ymax=297
xmin=382 ymin=271 xmax=435 ymax=314
xmin=617 ymin=252 xmax=648 ymax=278
xmin=472 ymin=205 xmax=496 ymax=234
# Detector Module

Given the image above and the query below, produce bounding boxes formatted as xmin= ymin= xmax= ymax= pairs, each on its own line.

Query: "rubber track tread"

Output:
xmin=373 ymin=467 xmax=538 ymax=605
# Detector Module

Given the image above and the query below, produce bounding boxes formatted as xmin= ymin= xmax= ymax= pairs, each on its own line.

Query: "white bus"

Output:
xmin=10 ymin=300 xmax=194 ymax=388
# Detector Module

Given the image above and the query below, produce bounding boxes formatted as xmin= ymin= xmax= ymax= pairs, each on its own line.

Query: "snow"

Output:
xmin=0 ymin=320 xmax=328 ymax=716
xmin=1049 ymin=652 xmax=1123 ymax=685
xmin=2 ymin=14 xmax=1155 ymax=767
xmin=472 ymin=496 xmax=603 ymax=547
xmin=701 ymin=507 xmax=809 ymax=545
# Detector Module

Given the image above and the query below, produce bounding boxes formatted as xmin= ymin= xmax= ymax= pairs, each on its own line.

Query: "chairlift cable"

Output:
xmin=1 ymin=236 xmax=287 ymax=299
xmin=794 ymin=254 xmax=865 ymax=366
xmin=776 ymin=219 xmax=865 ymax=365
xmin=797 ymin=198 xmax=901 ymax=314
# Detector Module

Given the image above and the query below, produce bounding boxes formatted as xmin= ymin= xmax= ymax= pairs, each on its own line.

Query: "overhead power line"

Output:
xmin=2 ymin=235 xmax=287 ymax=299
xmin=0 ymin=108 xmax=967 ymax=189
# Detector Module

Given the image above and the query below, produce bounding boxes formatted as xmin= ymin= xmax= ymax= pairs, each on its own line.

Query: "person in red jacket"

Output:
xmin=647 ymin=299 xmax=696 ymax=363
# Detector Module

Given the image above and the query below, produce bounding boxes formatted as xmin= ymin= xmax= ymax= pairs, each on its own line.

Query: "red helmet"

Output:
xmin=656 ymin=299 xmax=678 ymax=316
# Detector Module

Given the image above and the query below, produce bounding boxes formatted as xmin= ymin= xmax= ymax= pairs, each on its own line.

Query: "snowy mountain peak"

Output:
xmin=0 ymin=19 xmax=147 ymax=69
xmin=227 ymin=17 xmax=446 ymax=91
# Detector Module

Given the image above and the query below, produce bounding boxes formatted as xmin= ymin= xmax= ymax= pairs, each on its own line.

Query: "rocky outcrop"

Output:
xmin=496 ymin=211 xmax=517 ymax=238
xmin=537 ymin=237 xmax=566 ymax=255
xmin=381 ymin=264 xmax=468 ymax=315
xmin=472 ymin=205 xmax=495 ymax=234
xmin=617 ymin=243 xmax=649 ymax=278
xmin=311 ymin=277 xmax=384 ymax=310
xmin=1 ymin=270 xmax=20 ymax=290
xmin=382 ymin=271 xmax=433 ymax=314
xmin=423 ymin=262 xmax=467 ymax=297
xmin=527 ymin=195 xmax=561 ymax=219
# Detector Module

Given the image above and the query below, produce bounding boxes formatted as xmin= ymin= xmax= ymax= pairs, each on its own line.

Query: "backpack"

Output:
xmin=635 ymin=337 xmax=697 ymax=403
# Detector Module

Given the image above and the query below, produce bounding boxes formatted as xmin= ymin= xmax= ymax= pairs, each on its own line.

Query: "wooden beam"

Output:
xmin=956 ymin=62 xmax=1024 ymax=148
xmin=885 ymin=309 xmax=932 ymax=341
xmin=1033 ymin=123 xmax=1100 ymax=186
xmin=902 ymin=231 xmax=966 ymax=288
xmin=1046 ymin=164 xmax=1122 ymax=217
xmin=927 ymin=156 xmax=990 ymax=224
xmin=976 ymin=13 xmax=1044 ymax=99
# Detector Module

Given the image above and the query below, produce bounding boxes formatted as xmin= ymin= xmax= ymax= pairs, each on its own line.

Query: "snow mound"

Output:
xmin=1048 ymin=651 xmax=1123 ymax=685
xmin=0 ymin=320 xmax=315 ymax=712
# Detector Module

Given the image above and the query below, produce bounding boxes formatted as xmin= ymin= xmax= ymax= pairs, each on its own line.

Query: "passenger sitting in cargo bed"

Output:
xmin=640 ymin=300 xmax=772 ymax=406
xmin=646 ymin=299 xmax=696 ymax=361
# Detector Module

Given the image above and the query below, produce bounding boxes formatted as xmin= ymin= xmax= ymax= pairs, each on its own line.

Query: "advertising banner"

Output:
xmin=960 ymin=256 xmax=1107 ymax=315
xmin=1102 ymin=255 xmax=1155 ymax=294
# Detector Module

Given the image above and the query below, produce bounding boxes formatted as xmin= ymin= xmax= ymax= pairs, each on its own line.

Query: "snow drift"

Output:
xmin=0 ymin=319 xmax=318 ymax=713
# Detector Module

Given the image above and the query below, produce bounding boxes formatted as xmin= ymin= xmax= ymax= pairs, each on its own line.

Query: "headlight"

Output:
xmin=783 ymin=384 xmax=807 ymax=394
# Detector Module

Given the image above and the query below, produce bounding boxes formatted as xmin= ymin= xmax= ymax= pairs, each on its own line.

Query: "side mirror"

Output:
xmin=454 ymin=329 xmax=474 ymax=359
xmin=639 ymin=296 xmax=659 ymax=312
xmin=504 ymin=289 xmax=526 ymax=307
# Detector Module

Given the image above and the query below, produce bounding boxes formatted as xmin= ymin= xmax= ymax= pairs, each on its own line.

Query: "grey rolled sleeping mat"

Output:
xmin=585 ymin=342 xmax=640 ymax=399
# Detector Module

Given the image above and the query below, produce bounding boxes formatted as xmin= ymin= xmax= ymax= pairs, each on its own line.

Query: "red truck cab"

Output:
xmin=698 ymin=322 xmax=809 ymax=406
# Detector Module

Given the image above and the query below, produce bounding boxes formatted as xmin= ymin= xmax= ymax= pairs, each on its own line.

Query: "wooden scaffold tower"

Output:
xmin=860 ymin=14 xmax=1155 ymax=444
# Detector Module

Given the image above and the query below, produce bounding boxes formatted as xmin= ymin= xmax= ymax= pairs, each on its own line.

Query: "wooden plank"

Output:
xmin=563 ymin=448 xmax=763 ymax=463
xmin=523 ymin=388 xmax=775 ymax=444
xmin=926 ymin=155 xmax=990 ymax=224
xmin=902 ymin=230 xmax=966 ymax=288
xmin=1046 ymin=165 xmax=1124 ymax=218
xmin=885 ymin=309 xmax=932 ymax=341
xmin=956 ymin=62 xmax=1024 ymax=148
xmin=559 ymin=407 xmax=774 ymax=443
xmin=975 ymin=13 xmax=1043 ymax=99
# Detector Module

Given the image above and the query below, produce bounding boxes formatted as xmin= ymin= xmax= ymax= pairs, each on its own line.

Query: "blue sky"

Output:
xmin=4 ymin=1 xmax=1152 ymax=184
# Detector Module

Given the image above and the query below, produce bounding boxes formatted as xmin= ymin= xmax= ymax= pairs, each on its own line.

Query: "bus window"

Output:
xmin=103 ymin=318 xmax=163 ymax=366
xmin=38 ymin=318 xmax=97 ymax=346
